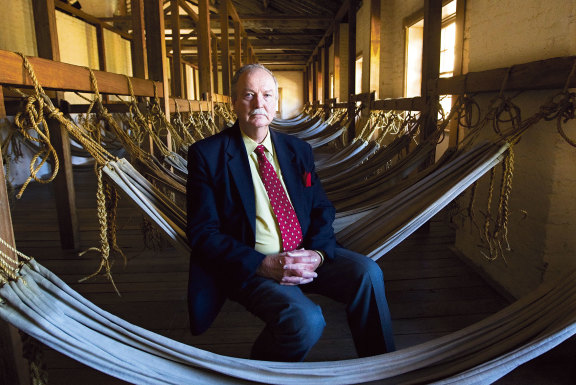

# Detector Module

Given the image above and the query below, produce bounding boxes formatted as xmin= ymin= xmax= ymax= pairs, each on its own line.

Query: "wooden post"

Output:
xmin=170 ymin=0 xmax=184 ymax=98
xmin=303 ymin=66 xmax=309 ymax=104
xmin=420 ymin=0 xmax=442 ymax=149
xmin=323 ymin=42 xmax=330 ymax=102
xmin=96 ymin=24 xmax=107 ymax=72
xmin=347 ymin=0 xmax=358 ymax=143
xmin=0 ymin=85 xmax=6 ymax=119
xmin=312 ymin=56 xmax=318 ymax=102
xmin=96 ymin=23 xmax=108 ymax=102
xmin=369 ymin=0 xmax=381 ymax=98
xmin=212 ymin=38 xmax=220 ymax=94
xmin=144 ymin=0 xmax=171 ymax=152
xmin=197 ymin=0 xmax=213 ymax=99
xmin=32 ymin=0 xmax=60 ymax=61
xmin=145 ymin=0 xmax=170 ymax=105
xmin=131 ymin=0 xmax=148 ymax=79
xmin=448 ymin=0 xmax=466 ymax=148
xmin=219 ymin=0 xmax=231 ymax=95
xmin=333 ymin=23 xmax=341 ymax=101
xmin=32 ymin=0 xmax=80 ymax=250
xmin=0 ymin=125 xmax=31 ymax=385
xmin=234 ymin=21 xmax=242 ymax=70
xmin=242 ymin=35 xmax=249 ymax=65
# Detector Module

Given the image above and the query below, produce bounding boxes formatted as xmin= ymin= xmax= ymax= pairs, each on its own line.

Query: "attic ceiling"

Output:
xmin=164 ymin=0 xmax=348 ymax=69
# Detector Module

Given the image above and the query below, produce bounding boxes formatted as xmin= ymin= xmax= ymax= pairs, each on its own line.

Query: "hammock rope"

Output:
xmin=4 ymin=53 xmax=576 ymax=384
xmin=10 ymin=85 xmax=60 ymax=199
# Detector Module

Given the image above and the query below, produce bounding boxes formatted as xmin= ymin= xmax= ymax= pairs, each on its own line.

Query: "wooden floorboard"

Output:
xmin=7 ymin=165 xmax=537 ymax=384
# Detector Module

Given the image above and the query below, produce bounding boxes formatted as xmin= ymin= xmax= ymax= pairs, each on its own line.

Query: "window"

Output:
xmin=405 ymin=20 xmax=424 ymax=98
xmin=405 ymin=0 xmax=457 ymax=114
xmin=330 ymin=73 xmax=335 ymax=99
xmin=355 ymin=55 xmax=363 ymax=95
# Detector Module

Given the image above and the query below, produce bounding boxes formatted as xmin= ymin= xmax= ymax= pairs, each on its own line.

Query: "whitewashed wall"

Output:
xmin=104 ymin=30 xmax=133 ymax=77
xmin=454 ymin=0 xmax=576 ymax=298
xmin=0 ymin=0 xmax=37 ymax=55
xmin=56 ymin=11 xmax=100 ymax=69
xmin=274 ymin=71 xmax=304 ymax=119
xmin=379 ymin=0 xmax=423 ymax=98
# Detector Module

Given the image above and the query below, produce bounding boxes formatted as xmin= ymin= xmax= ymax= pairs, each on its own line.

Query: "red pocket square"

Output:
xmin=302 ymin=172 xmax=312 ymax=187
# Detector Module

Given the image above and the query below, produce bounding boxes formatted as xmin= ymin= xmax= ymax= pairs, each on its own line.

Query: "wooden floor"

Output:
xmin=8 ymin=165 xmax=570 ymax=384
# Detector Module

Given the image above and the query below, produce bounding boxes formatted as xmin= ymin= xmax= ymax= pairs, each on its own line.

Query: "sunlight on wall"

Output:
xmin=274 ymin=71 xmax=304 ymax=119
xmin=0 ymin=0 xmax=36 ymax=55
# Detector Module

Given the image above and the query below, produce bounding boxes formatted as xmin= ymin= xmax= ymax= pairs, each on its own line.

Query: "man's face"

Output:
xmin=233 ymin=69 xmax=277 ymax=132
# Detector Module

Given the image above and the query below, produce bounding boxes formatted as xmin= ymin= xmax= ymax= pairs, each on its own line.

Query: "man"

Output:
xmin=186 ymin=64 xmax=395 ymax=362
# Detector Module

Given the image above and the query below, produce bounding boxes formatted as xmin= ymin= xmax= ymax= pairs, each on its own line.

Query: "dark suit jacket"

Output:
xmin=186 ymin=121 xmax=337 ymax=334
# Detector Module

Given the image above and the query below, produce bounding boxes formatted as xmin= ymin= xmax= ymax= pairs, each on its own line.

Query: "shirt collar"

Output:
xmin=241 ymin=129 xmax=274 ymax=157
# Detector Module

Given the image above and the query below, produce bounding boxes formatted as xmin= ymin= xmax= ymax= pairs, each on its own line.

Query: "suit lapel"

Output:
xmin=226 ymin=124 xmax=256 ymax=235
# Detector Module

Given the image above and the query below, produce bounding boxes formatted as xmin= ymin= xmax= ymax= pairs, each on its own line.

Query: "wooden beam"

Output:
xmin=433 ymin=55 xmax=576 ymax=95
xmin=169 ymin=98 xmax=211 ymax=113
xmin=219 ymin=0 xmax=231 ymax=95
xmin=369 ymin=0 xmax=381 ymax=97
xmin=177 ymin=0 xmax=199 ymax=23
xmin=251 ymin=42 xmax=316 ymax=50
xmin=55 ymin=0 xmax=131 ymax=39
xmin=238 ymin=14 xmax=332 ymax=21
xmin=170 ymin=0 xmax=184 ymax=97
xmin=371 ymin=96 xmax=425 ymax=111
xmin=197 ymin=0 xmax=213 ymax=99
xmin=248 ymin=32 xmax=325 ymax=39
xmin=211 ymin=93 xmax=231 ymax=103
xmin=347 ymin=0 xmax=358 ymax=142
xmin=131 ymin=0 xmax=148 ymax=79
xmin=0 ymin=50 xmax=163 ymax=96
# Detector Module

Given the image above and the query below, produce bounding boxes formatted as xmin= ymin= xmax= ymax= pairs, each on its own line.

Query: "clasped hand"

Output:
xmin=257 ymin=249 xmax=321 ymax=286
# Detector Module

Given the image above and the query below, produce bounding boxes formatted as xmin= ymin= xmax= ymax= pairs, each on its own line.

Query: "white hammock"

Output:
xmin=1 ymin=255 xmax=575 ymax=384
xmin=2 ymin=140 xmax=574 ymax=384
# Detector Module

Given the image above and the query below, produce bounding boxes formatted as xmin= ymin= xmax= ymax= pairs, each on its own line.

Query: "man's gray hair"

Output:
xmin=231 ymin=64 xmax=279 ymax=102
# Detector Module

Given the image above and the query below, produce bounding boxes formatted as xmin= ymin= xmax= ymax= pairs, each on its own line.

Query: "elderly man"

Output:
xmin=186 ymin=64 xmax=395 ymax=362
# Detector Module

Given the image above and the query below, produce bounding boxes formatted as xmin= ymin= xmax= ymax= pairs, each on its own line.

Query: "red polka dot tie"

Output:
xmin=254 ymin=144 xmax=303 ymax=252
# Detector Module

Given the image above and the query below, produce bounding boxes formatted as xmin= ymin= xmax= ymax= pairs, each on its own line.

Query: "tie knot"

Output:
xmin=255 ymin=144 xmax=267 ymax=158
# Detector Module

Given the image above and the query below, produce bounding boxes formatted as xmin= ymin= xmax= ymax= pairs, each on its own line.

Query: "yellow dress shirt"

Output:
xmin=241 ymin=129 xmax=292 ymax=255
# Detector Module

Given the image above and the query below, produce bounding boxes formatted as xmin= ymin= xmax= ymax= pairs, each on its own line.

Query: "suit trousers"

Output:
xmin=228 ymin=247 xmax=396 ymax=362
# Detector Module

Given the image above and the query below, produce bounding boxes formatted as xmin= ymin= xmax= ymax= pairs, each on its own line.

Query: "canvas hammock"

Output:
xmin=2 ymin=235 xmax=576 ymax=385
xmin=3 ymin=53 xmax=576 ymax=384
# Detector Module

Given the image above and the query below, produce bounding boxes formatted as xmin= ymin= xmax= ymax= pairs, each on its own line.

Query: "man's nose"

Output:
xmin=253 ymin=93 xmax=265 ymax=106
